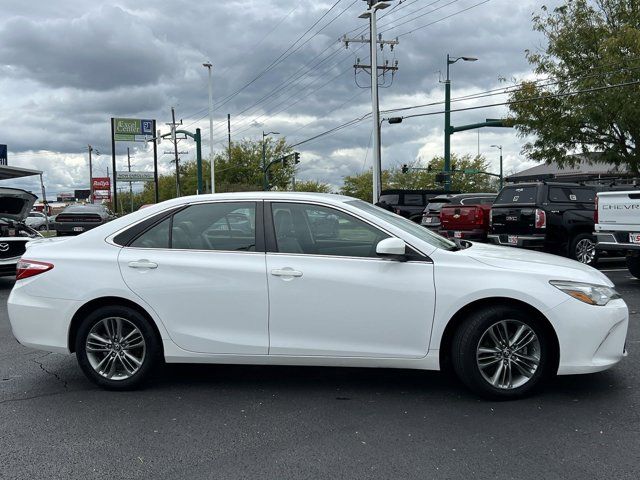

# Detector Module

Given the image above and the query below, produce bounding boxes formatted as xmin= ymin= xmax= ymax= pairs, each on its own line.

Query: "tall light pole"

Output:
xmin=203 ymin=62 xmax=215 ymax=193
xmin=444 ymin=54 xmax=477 ymax=191
xmin=88 ymin=144 xmax=94 ymax=203
xmin=262 ymin=131 xmax=279 ymax=191
xmin=491 ymin=144 xmax=504 ymax=190
xmin=359 ymin=1 xmax=390 ymax=203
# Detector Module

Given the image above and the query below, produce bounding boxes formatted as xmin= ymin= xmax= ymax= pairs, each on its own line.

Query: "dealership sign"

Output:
xmin=114 ymin=118 xmax=154 ymax=142
xmin=92 ymin=177 xmax=111 ymax=201
xmin=116 ymin=171 xmax=155 ymax=182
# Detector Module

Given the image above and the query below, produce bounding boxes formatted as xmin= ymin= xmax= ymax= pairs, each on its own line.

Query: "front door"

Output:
xmin=118 ymin=201 xmax=269 ymax=355
xmin=266 ymin=202 xmax=435 ymax=358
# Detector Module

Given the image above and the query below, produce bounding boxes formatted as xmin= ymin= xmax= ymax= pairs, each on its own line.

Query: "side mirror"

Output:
xmin=376 ymin=237 xmax=407 ymax=260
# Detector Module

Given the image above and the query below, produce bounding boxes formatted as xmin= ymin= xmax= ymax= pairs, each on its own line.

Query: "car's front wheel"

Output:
xmin=626 ymin=255 xmax=640 ymax=279
xmin=451 ymin=306 xmax=553 ymax=399
xmin=75 ymin=305 xmax=161 ymax=390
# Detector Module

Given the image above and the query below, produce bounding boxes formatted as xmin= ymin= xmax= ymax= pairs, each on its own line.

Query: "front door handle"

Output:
xmin=128 ymin=260 xmax=158 ymax=269
xmin=271 ymin=268 xmax=303 ymax=278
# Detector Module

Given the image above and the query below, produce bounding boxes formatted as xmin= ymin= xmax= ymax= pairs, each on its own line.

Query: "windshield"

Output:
xmin=347 ymin=200 xmax=458 ymax=251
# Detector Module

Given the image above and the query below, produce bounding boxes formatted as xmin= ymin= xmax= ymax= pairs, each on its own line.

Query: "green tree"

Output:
xmin=339 ymin=154 xmax=497 ymax=202
xmin=509 ymin=0 xmax=640 ymax=171
xmin=294 ymin=180 xmax=333 ymax=193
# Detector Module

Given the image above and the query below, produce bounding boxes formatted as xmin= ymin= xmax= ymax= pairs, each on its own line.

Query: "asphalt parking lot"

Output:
xmin=1 ymin=260 xmax=639 ymax=480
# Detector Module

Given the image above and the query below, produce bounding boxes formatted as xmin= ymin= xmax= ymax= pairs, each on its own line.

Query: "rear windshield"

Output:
xmin=495 ymin=186 xmax=537 ymax=204
xmin=426 ymin=200 xmax=450 ymax=212
xmin=548 ymin=186 xmax=595 ymax=203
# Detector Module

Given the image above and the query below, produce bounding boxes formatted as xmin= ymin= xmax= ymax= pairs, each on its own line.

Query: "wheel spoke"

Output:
xmin=512 ymin=358 xmax=535 ymax=378
xmin=119 ymin=354 xmax=137 ymax=375
xmin=487 ymin=327 xmax=503 ymax=348
xmin=115 ymin=318 xmax=123 ymax=341
xmin=509 ymin=324 xmax=526 ymax=347
xmin=490 ymin=362 xmax=505 ymax=386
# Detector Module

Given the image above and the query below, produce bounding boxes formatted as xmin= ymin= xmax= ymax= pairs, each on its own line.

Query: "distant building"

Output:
xmin=507 ymin=153 xmax=635 ymax=184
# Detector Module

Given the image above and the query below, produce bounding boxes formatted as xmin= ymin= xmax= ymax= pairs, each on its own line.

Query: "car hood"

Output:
xmin=458 ymin=242 xmax=613 ymax=287
xmin=0 ymin=188 xmax=38 ymax=222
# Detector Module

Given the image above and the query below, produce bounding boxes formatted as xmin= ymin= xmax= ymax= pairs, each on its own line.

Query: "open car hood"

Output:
xmin=0 ymin=187 xmax=38 ymax=222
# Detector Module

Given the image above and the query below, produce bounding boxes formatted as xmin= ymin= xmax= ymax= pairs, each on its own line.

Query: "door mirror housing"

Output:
xmin=376 ymin=237 xmax=407 ymax=260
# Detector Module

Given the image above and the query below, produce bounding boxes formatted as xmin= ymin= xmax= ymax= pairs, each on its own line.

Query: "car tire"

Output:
xmin=75 ymin=305 xmax=161 ymax=390
xmin=451 ymin=305 xmax=553 ymax=400
xmin=626 ymin=255 xmax=640 ymax=279
xmin=38 ymin=225 xmax=48 ymax=231
xmin=569 ymin=233 xmax=598 ymax=266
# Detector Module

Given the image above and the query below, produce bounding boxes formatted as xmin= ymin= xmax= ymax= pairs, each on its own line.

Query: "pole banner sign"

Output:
xmin=92 ymin=177 xmax=111 ymax=201
xmin=114 ymin=118 xmax=154 ymax=142
xmin=116 ymin=171 xmax=155 ymax=182
xmin=0 ymin=144 xmax=7 ymax=165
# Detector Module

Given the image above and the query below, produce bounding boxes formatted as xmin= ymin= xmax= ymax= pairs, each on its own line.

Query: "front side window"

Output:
xmin=129 ymin=202 xmax=257 ymax=251
xmin=271 ymin=203 xmax=389 ymax=258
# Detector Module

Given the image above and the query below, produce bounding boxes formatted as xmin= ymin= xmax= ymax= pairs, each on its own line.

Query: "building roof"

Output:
xmin=506 ymin=154 xmax=631 ymax=183
xmin=0 ymin=165 xmax=43 ymax=181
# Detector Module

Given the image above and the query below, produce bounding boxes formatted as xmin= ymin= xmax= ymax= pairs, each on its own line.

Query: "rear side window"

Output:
xmin=427 ymin=200 xmax=450 ymax=212
xmin=403 ymin=194 xmax=424 ymax=206
xmin=130 ymin=217 xmax=171 ymax=249
xmin=378 ymin=194 xmax=399 ymax=205
xmin=495 ymin=187 xmax=537 ymax=204
xmin=548 ymin=186 xmax=595 ymax=203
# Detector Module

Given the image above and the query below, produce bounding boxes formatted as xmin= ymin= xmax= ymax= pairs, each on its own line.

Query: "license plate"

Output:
xmin=507 ymin=235 xmax=518 ymax=245
xmin=630 ymin=233 xmax=640 ymax=244
xmin=73 ymin=227 xmax=84 ymax=232
xmin=454 ymin=231 xmax=462 ymax=238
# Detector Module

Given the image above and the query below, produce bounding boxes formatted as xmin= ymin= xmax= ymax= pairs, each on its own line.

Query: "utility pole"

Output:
xmin=343 ymin=1 xmax=398 ymax=203
xmin=127 ymin=147 xmax=133 ymax=213
xmin=203 ymin=62 xmax=215 ymax=193
xmin=88 ymin=145 xmax=94 ymax=203
xmin=491 ymin=144 xmax=504 ymax=190
xmin=168 ymin=107 xmax=182 ymax=197
xmin=227 ymin=113 xmax=232 ymax=162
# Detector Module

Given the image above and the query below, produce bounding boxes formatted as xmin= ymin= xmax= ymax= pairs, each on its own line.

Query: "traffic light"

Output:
xmin=294 ymin=152 xmax=300 ymax=164
xmin=283 ymin=152 xmax=301 ymax=167
xmin=401 ymin=164 xmax=409 ymax=174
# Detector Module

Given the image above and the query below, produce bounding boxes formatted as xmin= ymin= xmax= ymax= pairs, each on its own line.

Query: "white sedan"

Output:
xmin=8 ymin=192 xmax=628 ymax=399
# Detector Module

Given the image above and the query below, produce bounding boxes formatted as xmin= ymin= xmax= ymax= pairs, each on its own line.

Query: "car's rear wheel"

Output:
xmin=570 ymin=233 xmax=598 ymax=266
xmin=626 ymin=255 xmax=640 ymax=279
xmin=451 ymin=306 xmax=553 ymax=399
xmin=38 ymin=224 xmax=48 ymax=231
xmin=75 ymin=306 xmax=161 ymax=390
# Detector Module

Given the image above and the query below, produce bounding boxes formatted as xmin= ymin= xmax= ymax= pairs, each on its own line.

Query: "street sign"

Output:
xmin=0 ymin=144 xmax=7 ymax=165
xmin=114 ymin=118 xmax=154 ymax=142
xmin=116 ymin=171 xmax=155 ymax=182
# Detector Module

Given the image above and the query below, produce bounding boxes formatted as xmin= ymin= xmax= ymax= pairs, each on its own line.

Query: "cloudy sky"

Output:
xmin=0 ymin=0 xmax=560 ymax=199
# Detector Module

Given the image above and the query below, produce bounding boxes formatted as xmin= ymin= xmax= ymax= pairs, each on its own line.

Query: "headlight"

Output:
xmin=550 ymin=281 xmax=621 ymax=306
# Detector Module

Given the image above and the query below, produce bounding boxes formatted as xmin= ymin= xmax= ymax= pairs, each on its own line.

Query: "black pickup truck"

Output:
xmin=488 ymin=182 xmax=599 ymax=265
xmin=377 ymin=189 xmax=455 ymax=223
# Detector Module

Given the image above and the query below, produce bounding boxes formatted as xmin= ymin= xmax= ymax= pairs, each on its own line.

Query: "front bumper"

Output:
xmin=549 ymin=297 xmax=628 ymax=375
xmin=487 ymin=233 xmax=545 ymax=249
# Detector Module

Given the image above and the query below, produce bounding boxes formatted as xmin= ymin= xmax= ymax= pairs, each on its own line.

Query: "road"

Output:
xmin=1 ymin=262 xmax=638 ymax=480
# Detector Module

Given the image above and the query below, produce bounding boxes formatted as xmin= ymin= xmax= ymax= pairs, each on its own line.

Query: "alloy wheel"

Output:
xmin=85 ymin=317 xmax=146 ymax=380
xmin=575 ymin=238 xmax=596 ymax=264
xmin=476 ymin=320 xmax=541 ymax=390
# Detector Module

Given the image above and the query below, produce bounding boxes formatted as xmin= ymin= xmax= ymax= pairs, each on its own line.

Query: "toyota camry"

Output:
xmin=8 ymin=192 xmax=628 ymax=399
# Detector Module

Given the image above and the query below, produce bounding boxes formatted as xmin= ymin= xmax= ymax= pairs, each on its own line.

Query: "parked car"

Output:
xmin=488 ymin=182 xmax=600 ymax=265
xmin=55 ymin=204 xmax=114 ymax=236
xmin=8 ymin=192 xmax=628 ymax=399
xmin=25 ymin=211 xmax=50 ymax=231
xmin=378 ymin=189 xmax=454 ymax=222
xmin=0 ymin=188 xmax=42 ymax=277
xmin=595 ymin=190 xmax=640 ymax=277
xmin=439 ymin=194 xmax=497 ymax=241
xmin=421 ymin=193 xmax=496 ymax=233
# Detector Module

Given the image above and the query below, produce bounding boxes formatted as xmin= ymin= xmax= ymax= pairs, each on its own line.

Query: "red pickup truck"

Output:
xmin=438 ymin=194 xmax=497 ymax=242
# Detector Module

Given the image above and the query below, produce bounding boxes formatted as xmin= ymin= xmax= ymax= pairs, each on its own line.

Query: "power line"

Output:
xmin=395 ymin=0 xmax=492 ymax=37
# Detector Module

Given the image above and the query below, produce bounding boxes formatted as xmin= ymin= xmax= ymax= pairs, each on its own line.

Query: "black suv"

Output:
xmin=488 ymin=182 xmax=599 ymax=265
xmin=377 ymin=189 xmax=454 ymax=223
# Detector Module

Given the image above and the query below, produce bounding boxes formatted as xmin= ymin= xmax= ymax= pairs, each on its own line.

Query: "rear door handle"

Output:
xmin=271 ymin=268 xmax=303 ymax=278
xmin=128 ymin=260 xmax=158 ymax=269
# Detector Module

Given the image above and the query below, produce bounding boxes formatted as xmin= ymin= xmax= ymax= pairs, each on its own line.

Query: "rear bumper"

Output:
xmin=440 ymin=229 xmax=487 ymax=241
xmin=595 ymin=232 xmax=640 ymax=252
xmin=55 ymin=222 xmax=103 ymax=234
xmin=487 ymin=234 xmax=545 ymax=249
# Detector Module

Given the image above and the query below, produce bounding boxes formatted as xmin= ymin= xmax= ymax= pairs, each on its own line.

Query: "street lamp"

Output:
xmin=490 ymin=144 xmax=504 ymax=190
xmin=203 ymin=62 xmax=215 ymax=193
xmin=262 ymin=131 xmax=280 ymax=190
xmin=444 ymin=54 xmax=478 ymax=192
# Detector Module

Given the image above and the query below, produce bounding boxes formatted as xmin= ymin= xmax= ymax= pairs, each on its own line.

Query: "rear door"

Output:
xmin=491 ymin=186 xmax=539 ymax=238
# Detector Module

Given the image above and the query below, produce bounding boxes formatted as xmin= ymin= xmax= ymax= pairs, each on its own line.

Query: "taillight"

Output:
xmin=489 ymin=209 xmax=493 ymax=226
xmin=594 ymin=196 xmax=599 ymax=224
xmin=535 ymin=209 xmax=546 ymax=229
xmin=475 ymin=208 xmax=484 ymax=226
xmin=16 ymin=259 xmax=54 ymax=280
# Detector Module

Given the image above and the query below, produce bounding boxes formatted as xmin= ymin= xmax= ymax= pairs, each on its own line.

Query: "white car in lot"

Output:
xmin=8 ymin=192 xmax=628 ymax=399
